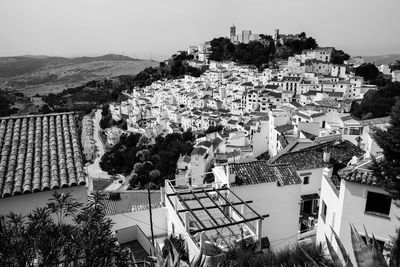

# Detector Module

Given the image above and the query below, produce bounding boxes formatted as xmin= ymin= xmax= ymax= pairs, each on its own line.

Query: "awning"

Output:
xmin=301 ymin=193 xmax=319 ymax=201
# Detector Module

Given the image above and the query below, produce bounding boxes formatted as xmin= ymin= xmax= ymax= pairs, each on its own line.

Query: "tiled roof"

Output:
xmin=198 ymin=140 xmax=213 ymax=148
xmin=92 ymin=178 xmax=113 ymax=192
xmin=275 ymin=123 xmax=294 ymax=133
xmin=271 ymin=148 xmax=327 ymax=170
xmin=277 ymin=134 xmax=289 ymax=148
xmin=270 ymin=140 xmax=364 ymax=171
xmin=100 ymin=191 xmax=162 ymax=215
xmin=338 ymin=158 xmax=381 ymax=187
xmin=191 ymin=147 xmax=207 ymax=156
xmin=301 ymin=130 xmax=317 ymax=140
xmin=341 ymin=115 xmax=354 ymax=121
xmin=241 ymin=82 xmax=253 ymax=86
xmin=360 ymin=116 xmax=390 ymax=126
xmin=269 ymin=92 xmax=282 ymax=98
xmin=0 ymin=113 xmax=86 ymax=198
xmin=295 ymin=111 xmax=312 ymax=120
xmin=310 ymin=112 xmax=325 ymax=118
xmin=212 ymin=138 xmax=223 ymax=150
xmin=265 ymin=85 xmax=280 ymax=90
xmin=328 ymin=92 xmax=344 ymax=97
xmin=303 ymin=91 xmax=318 ymax=96
xmin=314 ymin=99 xmax=339 ymax=108
xmin=283 ymin=76 xmax=301 ymax=82
xmin=290 ymin=101 xmax=303 ymax=108
xmin=183 ymin=155 xmax=191 ymax=163
xmin=229 ymin=161 xmax=301 ymax=186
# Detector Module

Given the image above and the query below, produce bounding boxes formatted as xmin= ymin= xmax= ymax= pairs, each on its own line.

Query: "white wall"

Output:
xmin=109 ymin=207 xmax=167 ymax=238
xmin=317 ymin=175 xmax=400 ymax=264
xmin=114 ymin=225 xmax=156 ymax=257
xmin=316 ymin=170 xmax=343 ymax=250
xmin=231 ymin=182 xmax=302 ymax=251
xmin=252 ymin=121 xmax=269 ymax=158
xmin=0 ymin=186 xmax=87 ymax=217
xmin=298 ymin=168 xmax=324 ymax=196
xmin=338 ymin=181 xmax=400 ymax=263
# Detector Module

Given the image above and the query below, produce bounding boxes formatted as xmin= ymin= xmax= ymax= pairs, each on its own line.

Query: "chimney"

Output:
xmin=323 ymin=146 xmax=332 ymax=163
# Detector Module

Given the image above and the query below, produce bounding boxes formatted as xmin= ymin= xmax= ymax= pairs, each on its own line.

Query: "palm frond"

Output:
xmin=325 ymin=235 xmax=343 ymax=267
xmin=390 ymin=229 xmax=400 ymax=267
xmin=350 ymin=224 xmax=372 ymax=267
xmin=330 ymin=226 xmax=353 ymax=267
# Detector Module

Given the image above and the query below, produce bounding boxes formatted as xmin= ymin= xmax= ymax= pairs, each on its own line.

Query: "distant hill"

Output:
xmin=363 ymin=54 xmax=400 ymax=65
xmin=0 ymin=54 xmax=158 ymax=97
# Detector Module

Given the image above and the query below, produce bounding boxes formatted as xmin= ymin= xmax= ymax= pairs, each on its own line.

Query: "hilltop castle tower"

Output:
xmin=274 ymin=29 xmax=280 ymax=42
xmin=230 ymin=25 xmax=236 ymax=43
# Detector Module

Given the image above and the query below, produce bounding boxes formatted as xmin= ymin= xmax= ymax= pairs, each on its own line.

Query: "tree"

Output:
xmin=373 ymin=98 xmax=400 ymax=199
xmin=101 ymin=104 xmax=110 ymax=117
xmin=182 ymin=128 xmax=195 ymax=142
xmin=355 ymin=63 xmax=380 ymax=82
xmin=101 ymin=132 xmax=194 ymax=188
xmin=205 ymin=125 xmax=223 ymax=134
xmin=0 ymin=213 xmax=34 ymax=266
xmin=351 ymin=82 xmax=400 ymax=119
xmin=209 ymin=37 xmax=235 ymax=61
xmin=390 ymin=60 xmax=400 ymax=72
xmin=138 ymin=135 xmax=150 ymax=147
xmin=331 ymin=49 xmax=350 ymax=64
xmin=149 ymin=169 xmax=161 ymax=183
xmin=320 ymin=224 xmax=400 ymax=267
xmin=74 ymin=193 xmax=131 ymax=266
xmin=0 ymin=94 xmax=16 ymax=117
xmin=0 ymin=192 xmax=131 ymax=266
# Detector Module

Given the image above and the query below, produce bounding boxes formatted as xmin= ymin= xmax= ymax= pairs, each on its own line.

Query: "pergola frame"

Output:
xmin=167 ymin=187 xmax=268 ymax=236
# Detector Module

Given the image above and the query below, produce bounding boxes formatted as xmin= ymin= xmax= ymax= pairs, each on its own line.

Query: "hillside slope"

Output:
xmin=0 ymin=55 xmax=158 ymax=96
xmin=363 ymin=54 xmax=400 ymax=65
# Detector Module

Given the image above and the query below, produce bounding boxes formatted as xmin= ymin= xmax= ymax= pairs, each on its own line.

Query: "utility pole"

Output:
xmin=147 ymin=187 xmax=155 ymax=246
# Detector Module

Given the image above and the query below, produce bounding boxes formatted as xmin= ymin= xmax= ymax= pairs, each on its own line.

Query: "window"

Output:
xmin=365 ymin=191 xmax=391 ymax=216
xmin=349 ymin=127 xmax=362 ymax=135
xmin=321 ymin=200 xmax=327 ymax=223
xmin=303 ymin=176 xmax=310 ymax=184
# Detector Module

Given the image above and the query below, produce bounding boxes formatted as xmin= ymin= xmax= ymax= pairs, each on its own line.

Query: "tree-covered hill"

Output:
xmin=128 ymin=52 xmax=207 ymax=88
xmin=41 ymin=77 xmax=131 ymax=113
xmin=208 ymin=32 xmax=319 ymax=68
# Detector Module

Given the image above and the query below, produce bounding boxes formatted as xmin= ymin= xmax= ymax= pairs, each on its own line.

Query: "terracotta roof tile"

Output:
xmin=275 ymin=123 xmax=294 ymax=133
xmin=338 ymin=159 xmax=381 ymax=186
xmin=229 ymin=161 xmax=301 ymax=186
xmin=270 ymin=140 xmax=364 ymax=171
xmin=0 ymin=113 xmax=86 ymax=198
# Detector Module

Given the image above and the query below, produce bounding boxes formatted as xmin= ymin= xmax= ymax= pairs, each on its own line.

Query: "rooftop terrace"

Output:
xmin=165 ymin=181 xmax=266 ymax=250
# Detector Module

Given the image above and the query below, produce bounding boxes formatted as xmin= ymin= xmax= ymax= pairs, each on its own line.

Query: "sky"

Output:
xmin=1 ymin=0 xmax=400 ymax=61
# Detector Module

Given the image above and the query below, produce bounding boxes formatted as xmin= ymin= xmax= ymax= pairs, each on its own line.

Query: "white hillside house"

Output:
xmin=316 ymin=158 xmax=400 ymax=264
